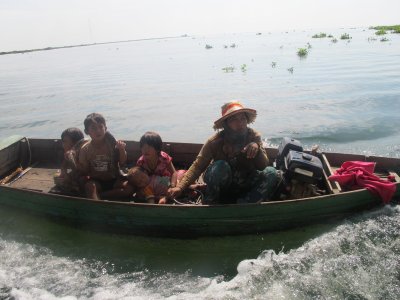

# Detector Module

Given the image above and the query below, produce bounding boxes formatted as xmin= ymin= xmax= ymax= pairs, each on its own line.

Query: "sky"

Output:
xmin=1 ymin=0 xmax=399 ymax=51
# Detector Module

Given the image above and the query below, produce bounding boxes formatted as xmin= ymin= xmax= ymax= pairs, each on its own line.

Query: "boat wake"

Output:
xmin=0 ymin=206 xmax=399 ymax=299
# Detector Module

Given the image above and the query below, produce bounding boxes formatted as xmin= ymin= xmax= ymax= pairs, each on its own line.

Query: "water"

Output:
xmin=1 ymin=27 xmax=400 ymax=299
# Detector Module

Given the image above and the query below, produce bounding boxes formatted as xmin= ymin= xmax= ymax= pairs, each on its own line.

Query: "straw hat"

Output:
xmin=213 ymin=101 xmax=257 ymax=130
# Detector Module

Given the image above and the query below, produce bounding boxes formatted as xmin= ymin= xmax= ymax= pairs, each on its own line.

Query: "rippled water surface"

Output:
xmin=1 ymin=28 xmax=400 ymax=299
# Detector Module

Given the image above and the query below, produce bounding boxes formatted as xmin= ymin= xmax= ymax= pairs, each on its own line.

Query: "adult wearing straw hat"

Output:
xmin=168 ymin=101 xmax=279 ymax=204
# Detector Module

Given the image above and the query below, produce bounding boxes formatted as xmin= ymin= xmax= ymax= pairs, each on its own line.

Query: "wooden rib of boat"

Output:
xmin=0 ymin=136 xmax=399 ymax=237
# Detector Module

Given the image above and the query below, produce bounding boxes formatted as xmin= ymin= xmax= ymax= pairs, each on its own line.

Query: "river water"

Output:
xmin=0 ymin=28 xmax=400 ymax=299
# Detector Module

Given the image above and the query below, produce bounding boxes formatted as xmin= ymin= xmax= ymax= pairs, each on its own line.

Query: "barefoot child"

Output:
xmin=127 ymin=166 xmax=170 ymax=204
xmin=78 ymin=113 xmax=133 ymax=200
xmin=134 ymin=131 xmax=185 ymax=203
xmin=54 ymin=127 xmax=85 ymax=194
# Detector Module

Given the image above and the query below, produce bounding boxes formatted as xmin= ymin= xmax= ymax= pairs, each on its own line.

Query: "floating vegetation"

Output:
xmin=371 ymin=25 xmax=400 ymax=33
xmin=340 ymin=33 xmax=351 ymax=40
xmin=331 ymin=38 xmax=338 ymax=43
xmin=375 ymin=29 xmax=387 ymax=35
xmin=368 ymin=37 xmax=377 ymax=41
xmin=328 ymin=34 xmax=333 ymax=38
xmin=230 ymin=43 xmax=237 ymax=48
xmin=297 ymin=48 xmax=308 ymax=57
xmin=307 ymin=42 xmax=312 ymax=49
xmin=312 ymin=32 xmax=327 ymax=38
xmin=287 ymin=67 xmax=294 ymax=74
xmin=241 ymin=64 xmax=247 ymax=72
xmin=271 ymin=62 xmax=277 ymax=68
xmin=205 ymin=44 xmax=213 ymax=49
xmin=380 ymin=37 xmax=389 ymax=42
xmin=223 ymin=45 xmax=228 ymax=48
xmin=222 ymin=66 xmax=235 ymax=73
xmin=256 ymin=32 xmax=262 ymax=35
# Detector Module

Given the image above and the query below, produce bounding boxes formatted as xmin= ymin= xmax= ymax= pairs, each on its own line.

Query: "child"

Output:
xmin=78 ymin=113 xmax=133 ymax=200
xmin=137 ymin=131 xmax=185 ymax=189
xmin=54 ymin=127 xmax=85 ymax=194
xmin=127 ymin=166 xmax=170 ymax=204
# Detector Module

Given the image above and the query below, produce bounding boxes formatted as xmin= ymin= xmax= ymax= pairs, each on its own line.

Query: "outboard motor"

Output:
xmin=284 ymin=150 xmax=323 ymax=184
xmin=276 ymin=137 xmax=303 ymax=170
xmin=274 ymin=137 xmax=325 ymax=199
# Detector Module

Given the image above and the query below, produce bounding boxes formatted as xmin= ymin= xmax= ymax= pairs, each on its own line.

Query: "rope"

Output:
xmin=172 ymin=189 xmax=204 ymax=205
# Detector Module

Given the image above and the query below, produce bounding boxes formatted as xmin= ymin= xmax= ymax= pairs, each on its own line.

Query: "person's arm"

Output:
xmin=60 ymin=156 xmax=69 ymax=177
xmin=116 ymin=140 xmax=127 ymax=166
xmin=168 ymin=139 xmax=214 ymax=198
xmin=166 ymin=161 xmax=178 ymax=188
xmin=77 ymin=145 xmax=90 ymax=176
xmin=248 ymin=129 xmax=269 ymax=169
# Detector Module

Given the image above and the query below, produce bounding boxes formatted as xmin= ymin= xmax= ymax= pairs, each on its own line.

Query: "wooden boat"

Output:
xmin=0 ymin=136 xmax=399 ymax=237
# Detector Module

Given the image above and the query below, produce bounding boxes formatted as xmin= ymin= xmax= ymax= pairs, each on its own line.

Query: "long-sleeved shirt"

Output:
xmin=177 ymin=128 xmax=269 ymax=190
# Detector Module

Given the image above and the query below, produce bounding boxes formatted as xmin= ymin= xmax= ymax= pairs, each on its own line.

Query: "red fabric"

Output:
xmin=328 ymin=161 xmax=396 ymax=204
xmin=137 ymin=151 xmax=173 ymax=177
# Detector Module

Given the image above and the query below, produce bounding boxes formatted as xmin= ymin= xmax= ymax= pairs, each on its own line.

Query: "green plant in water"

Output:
xmin=287 ymin=67 xmax=294 ymax=74
xmin=297 ymin=48 xmax=308 ymax=57
xmin=271 ymin=62 xmax=277 ymax=68
xmin=241 ymin=64 xmax=247 ymax=72
xmin=375 ymin=29 xmax=387 ymax=35
xmin=307 ymin=42 xmax=312 ymax=49
xmin=222 ymin=66 xmax=235 ymax=72
xmin=380 ymin=37 xmax=389 ymax=42
xmin=331 ymin=38 xmax=338 ymax=43
xmin=205 ymin=44 xmax=213 ymax=49
xmin=312 ymin=33 xmax=327 ymax=38
xmin=328 ymin=34 xmax=333 ymax=38
xmin=371 ymin=25 xmax=400 ymax=33
xmin=340 ymin=33 xmax=351 ymax=40
xmin=230 ymin=43 xmax=236 ymax=48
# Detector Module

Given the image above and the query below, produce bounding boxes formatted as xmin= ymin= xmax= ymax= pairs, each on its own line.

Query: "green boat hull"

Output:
xmin=0 ymin=137 xmax=398 ymax=237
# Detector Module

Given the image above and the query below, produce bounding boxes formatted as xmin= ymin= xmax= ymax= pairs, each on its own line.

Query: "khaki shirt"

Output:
xmin=177 ymin=128 xmax=269 ymax=190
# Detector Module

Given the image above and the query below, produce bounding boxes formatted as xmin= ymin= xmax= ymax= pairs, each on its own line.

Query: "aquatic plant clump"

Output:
xmin=371 ymin=25 xmax=400 ymax=33
xmin=312 ymin=33 xmax=327 ymax=38
xmin=375 ymin=29 xmax=387 ymax=36
xmin=222 ymin=66 xmax=235 ymax=73
xmin=205 ymin=44 xmax=213 ymax=49
xmin=340 ymin=33 xmax=351 ymax=40
xmin=297 ymin=48 xmax=308 ymax=57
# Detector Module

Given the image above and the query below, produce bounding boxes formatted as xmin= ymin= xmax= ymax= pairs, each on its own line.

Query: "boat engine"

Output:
xmin=275 ymin=137 xmax=325 ymax=199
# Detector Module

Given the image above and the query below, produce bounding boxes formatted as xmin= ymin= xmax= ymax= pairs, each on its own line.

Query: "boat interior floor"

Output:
xmin=8 ymin=165 xmax=56 ymax=193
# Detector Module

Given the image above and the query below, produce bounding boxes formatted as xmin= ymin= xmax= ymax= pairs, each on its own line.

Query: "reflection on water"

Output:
xmin=0 ymin=205 xmax=337 ymax=279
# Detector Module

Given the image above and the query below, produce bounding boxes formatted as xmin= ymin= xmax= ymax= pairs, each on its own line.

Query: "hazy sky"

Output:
xmin=1 ymin=0 xmax=399 ymax=51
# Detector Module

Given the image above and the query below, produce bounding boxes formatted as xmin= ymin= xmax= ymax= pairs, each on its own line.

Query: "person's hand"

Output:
xmin=115 ymin=140 xmax=126 ymax=151
xmin=242 ymin=142 xmax=259 ymax=159
xmin=168 ymin=187 xmax=182 ymax=199
xmin=158 ymin=197 xmax=167 ymax=204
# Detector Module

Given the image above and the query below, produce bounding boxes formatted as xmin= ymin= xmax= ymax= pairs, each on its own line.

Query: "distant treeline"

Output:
xmin=0 ymin=35 xmax=188 ymax=56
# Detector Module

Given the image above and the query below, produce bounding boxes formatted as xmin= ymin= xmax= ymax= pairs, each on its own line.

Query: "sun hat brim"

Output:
xmin=213 ymin=108 xmax=257 ymax=130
